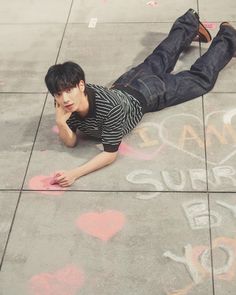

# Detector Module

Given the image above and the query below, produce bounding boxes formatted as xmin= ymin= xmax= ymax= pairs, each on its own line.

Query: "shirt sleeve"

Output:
xmin=102 ymin=104 xmax=124 ymax=152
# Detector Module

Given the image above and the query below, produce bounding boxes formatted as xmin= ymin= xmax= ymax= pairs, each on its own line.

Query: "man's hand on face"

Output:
xmin=55 ymin=103 xmax=72 ymax=125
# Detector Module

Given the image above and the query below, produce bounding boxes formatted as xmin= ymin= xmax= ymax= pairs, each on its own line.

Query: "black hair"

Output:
xmin=45 ymin=61 xmax=87 ymax=96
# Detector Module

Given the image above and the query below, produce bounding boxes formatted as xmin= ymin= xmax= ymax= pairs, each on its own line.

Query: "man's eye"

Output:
xmin=66 ymin=88 xmax=72 ymax=93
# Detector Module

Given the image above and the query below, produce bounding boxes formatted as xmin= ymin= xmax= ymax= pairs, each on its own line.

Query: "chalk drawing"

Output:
xmin=28 ymin=175 xmax=66 ymax=196
xmin=146 ymin=1 xmax=158 ymax=7
xmin=161 ymin=170 xmax=186 ymax=190
xmin=76 ymin=210 xmax=125 ymax=241
xmin=88 ymin=18 xmax=98 ymax=28
xmin=202 ymin=22 xmax=217 ymax=29
xmin=126 ymin=166 xmax=236 ymax=198
xmin=119 ymin=122 xmax=165 ymax=160
xmin=133 ymin=126 xmax=160 ymax=148
xmin=201 ymin=245 xmax=234 ymax=275
xmin=29 ymin=264 xmax=85 ymax=295
xmin=159 ymin=110 xmax=236 ymax=165
xmin=182 ymin=200 xmax=222 ymax=230
xmin=189 ymin=169 xmax=207 ymax=190
xmin=164 ymin=244 xmax=204 ymax=284
xmin=164 ymin=237 xmax=236 ymax=294
xmin=126 ymin=170 xmax=163 ymax=199
xmin=212 ymin=166 xmax=236 ymax=187
xmin=97 ymin=110 xmax=236 ymax=163
xmin=52 ymin=125 xmax=59 ymax=134
xmin=223 ymin=109 xmax=236 ymax=124
xmin=217 ymin=200 xmax=236 ymax=218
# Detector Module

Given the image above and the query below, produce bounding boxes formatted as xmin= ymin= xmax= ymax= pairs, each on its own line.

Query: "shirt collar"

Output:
xmin=73 ymin=84 xmax=96 ymax=120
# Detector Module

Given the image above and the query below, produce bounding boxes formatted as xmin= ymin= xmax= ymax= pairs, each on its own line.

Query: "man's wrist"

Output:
xmin=56 ymin=121 xmax=68 ymax=128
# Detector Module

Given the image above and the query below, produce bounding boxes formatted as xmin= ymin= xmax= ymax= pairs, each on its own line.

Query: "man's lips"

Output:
xmin=65 ymin=103 xmax=74 ymax=109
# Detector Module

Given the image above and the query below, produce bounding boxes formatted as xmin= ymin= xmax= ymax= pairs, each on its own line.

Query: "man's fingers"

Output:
xmin=59 ymin=179 xmax=69 ymax=187
xmin=60 ymin=182 xmax=69 ymax=187
xmin=54 ymin=173 xmax=65 ymax=182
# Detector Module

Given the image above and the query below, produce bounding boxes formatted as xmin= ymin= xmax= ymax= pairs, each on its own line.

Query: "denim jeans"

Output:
xmin=112 ymin=9 xmax=236 ymax=113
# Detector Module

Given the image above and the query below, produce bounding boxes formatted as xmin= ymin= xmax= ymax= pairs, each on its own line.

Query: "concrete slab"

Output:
xmin=0 ymin=94 xmax=45 ymax=189
xmin=24 ymin=94 xmax=207 ymax=192
xmin=203 ymin=93 xmax=236 ymax=191
xmin=199 ymin=0 xmax=236 ymax=22
xmin=0 ymin=191 xmax=212 ymax=295
xmin=0 ymin=24 xmax=64 ymax=92
xmin=59 ymin=23 xmax=200 ymax=87
xmin=209 ymin=193 xmax=236 ymax=295
xmin=69 ymin=0 xmax=198 ymax=23
xmin=0 ymin=192 xmax=19 ymax=263
xmin=200 ymin=22 xmax=236 ymax=93
xmin=0 ymin=0 xmax=71 ymax=23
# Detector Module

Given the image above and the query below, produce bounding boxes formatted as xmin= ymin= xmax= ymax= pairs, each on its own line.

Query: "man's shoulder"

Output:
xmin=87 ymin=83 xmax=121 ymax=106
xmin=87 ymin=84 xmax=112 ymax=96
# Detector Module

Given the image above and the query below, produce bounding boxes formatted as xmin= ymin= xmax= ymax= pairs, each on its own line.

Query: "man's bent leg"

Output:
xmin=113 ymin=8 xmax=199 ymax=88
xmin=143 ymin=8 xmax=199 ymax=76
xmin=158 ymin=23 xmax=236 ymax=110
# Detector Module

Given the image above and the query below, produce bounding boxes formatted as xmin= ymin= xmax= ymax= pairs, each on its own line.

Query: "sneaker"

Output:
xmin=189 ymin=8 xmax=212 ymax=43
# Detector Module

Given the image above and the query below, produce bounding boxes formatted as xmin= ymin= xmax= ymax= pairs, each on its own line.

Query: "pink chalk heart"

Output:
xmin=28 ymin=175 xmax=66 ymax=196
xmin=202 ymin=22 xmax=217 ymax=29
xmin=29 ymin=265 xmax=85 ymax=295
xmin=146 ymin=0 xmax=158 ymax=7
xmin=52 ymin=125 xmax=59 ymax=134
xmin=76 ymin=210 xmax=125 ymax=241
xmin=119 ymin=141 xmax=165 ymax=160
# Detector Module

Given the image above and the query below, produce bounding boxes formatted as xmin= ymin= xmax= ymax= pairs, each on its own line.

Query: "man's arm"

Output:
xmin=57 ymin=122 xmax=77 ymax=147
xmin=54 ymin=150 xmax=118 ymax=187
xmin=55 ymin=103 xmax=77 ymax=147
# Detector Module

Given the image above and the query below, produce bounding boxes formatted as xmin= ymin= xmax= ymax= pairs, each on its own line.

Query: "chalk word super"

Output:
xmin=126 ymin=165 xmax=236 ymax=199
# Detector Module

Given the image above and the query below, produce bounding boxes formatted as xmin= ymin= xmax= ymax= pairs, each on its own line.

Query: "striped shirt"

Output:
xmin=66 ymin=84 xmax=143 ymax=152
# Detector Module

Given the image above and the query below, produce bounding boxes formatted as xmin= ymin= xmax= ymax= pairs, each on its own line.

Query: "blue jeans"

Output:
xmin=112 ymin=9 xmax=236 ymax=113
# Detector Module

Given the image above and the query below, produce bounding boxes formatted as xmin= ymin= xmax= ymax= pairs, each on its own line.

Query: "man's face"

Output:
xmin=54 ymin=84 xmax=83 ymax=112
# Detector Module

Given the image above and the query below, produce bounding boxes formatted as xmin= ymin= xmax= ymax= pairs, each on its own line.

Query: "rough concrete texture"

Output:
xmin=0 ymin=0 xmax=236 ymax=294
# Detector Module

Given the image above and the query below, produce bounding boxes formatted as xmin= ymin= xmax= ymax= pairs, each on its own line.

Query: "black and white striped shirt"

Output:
xmin=66 ymin=84 xmax=143 ymax=152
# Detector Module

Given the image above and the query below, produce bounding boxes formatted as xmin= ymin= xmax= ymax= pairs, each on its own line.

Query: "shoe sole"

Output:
xmin=198 ymin=21 xmax=212 ymax=43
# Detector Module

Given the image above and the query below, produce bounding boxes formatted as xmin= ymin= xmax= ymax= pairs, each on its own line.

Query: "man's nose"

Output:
xmin=62 ymin=93 xmax=69 ymax=103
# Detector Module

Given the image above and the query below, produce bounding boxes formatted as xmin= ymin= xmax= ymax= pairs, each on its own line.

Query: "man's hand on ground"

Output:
xmin=50 ymin=151 xmax=118 ymax=187
xmin=52 ymin=170 xmax=77 ymax=187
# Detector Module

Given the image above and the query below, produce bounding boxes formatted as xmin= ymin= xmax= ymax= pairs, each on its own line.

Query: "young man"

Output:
xmin=45 ymin=8 xmax=236 ymax=187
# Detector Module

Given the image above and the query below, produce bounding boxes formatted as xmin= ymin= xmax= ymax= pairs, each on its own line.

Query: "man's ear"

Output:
xmin=78 ymin=80 xmax=85 ymax=92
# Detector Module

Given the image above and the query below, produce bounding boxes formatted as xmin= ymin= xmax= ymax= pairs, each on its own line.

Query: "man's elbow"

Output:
xmin=64 ymin=137 xmax=77 ymax=148
xmin=105 ymin=151 xmax=118 ymax=164
xmin=65 ymin=142 xmax=77 ymax=148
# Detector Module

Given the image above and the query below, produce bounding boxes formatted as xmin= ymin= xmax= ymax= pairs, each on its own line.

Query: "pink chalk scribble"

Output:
xmin=52 ymin=125 xmax=59 ymax=134
xmin=202 ymin=22 xmax=217 ymax=29
xmin=29 ymin=265 xmax=85 ymax=295
xmin=76 ymin=210 xmax=125 ymax=241
xmin=28 ymin=175 xmax=66 ymax=196
xmin=119 ymin=142 xmax=165 ymax=160
xmin=146 ymin=0 xmax=158 ymax=7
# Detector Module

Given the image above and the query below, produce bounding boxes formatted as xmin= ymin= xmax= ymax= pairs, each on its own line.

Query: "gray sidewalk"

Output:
xmin=0 ymin=0 xmax=236 ymax=294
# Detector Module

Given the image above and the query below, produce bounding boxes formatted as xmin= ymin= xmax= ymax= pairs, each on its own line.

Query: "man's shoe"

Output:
xmin=189 ymin=8 xmax=212 ymax=43
xmin=198 ymin=21 xmax=212 ymax=43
